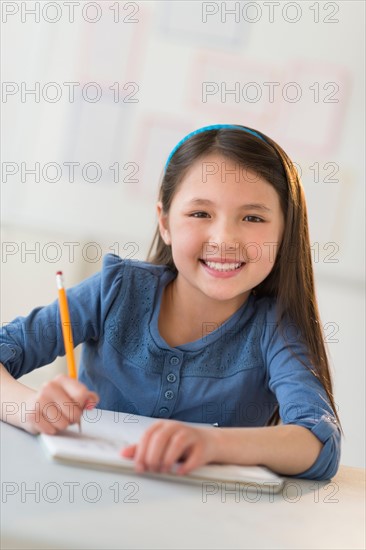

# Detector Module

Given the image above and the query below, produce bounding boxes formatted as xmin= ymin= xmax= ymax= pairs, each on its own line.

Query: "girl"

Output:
xmin=0 ymin=124 xmax=342 ymax=480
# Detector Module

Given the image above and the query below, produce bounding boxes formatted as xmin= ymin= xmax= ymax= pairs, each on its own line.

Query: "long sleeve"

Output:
xmin=0 ymin=254 xmax=124 ymax=379
xmin=261 ymin=299 xmax=341 ymax=480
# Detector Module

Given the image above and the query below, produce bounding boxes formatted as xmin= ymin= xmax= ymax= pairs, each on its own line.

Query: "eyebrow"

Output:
xmin=185 ymin=198 xmax=272 ymax=212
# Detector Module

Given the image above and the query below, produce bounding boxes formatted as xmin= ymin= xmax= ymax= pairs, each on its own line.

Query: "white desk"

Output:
xmin=1 ymin=421 xmax=365 ymax=550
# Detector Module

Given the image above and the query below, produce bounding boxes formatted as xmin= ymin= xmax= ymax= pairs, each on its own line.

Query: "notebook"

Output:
xmin=39 ymin=409 xmax=285 ymax=493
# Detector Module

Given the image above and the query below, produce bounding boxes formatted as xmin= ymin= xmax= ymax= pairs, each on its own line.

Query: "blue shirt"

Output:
xmin=0 ymin=253 xmax=341 ymax=480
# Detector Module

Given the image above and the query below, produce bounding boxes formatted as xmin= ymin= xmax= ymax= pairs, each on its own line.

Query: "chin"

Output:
xmin=200 ymin=288 xmax=246 ymax=303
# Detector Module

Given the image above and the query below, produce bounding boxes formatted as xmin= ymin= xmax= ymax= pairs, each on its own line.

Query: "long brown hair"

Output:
xmin=146 ymin=126 xmax=343 ymax=433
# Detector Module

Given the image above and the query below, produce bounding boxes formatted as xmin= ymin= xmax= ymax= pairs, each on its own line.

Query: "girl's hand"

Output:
xmin=22 ymin=374 xmax=99 ymax=435
xmin=120 ymin=419 xmax=220 ymax=476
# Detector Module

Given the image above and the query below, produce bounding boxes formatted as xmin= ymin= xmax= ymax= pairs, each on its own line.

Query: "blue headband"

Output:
xmin=164 ymin=124 xmax=266 ymax=172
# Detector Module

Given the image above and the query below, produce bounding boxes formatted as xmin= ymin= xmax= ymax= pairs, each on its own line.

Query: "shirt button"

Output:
xmin=167 ymin=373 xmax=176 ymax=383
xmin=170 ymin=356 xmax=180 ymax=365
xmin=159 ymin=407 xmax=169 ymax=416
xmin=164 ymin=390 xmax=174 ymax=400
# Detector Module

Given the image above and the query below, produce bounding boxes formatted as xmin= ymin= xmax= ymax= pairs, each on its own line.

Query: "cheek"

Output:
xmin=245 ymin=243 xmax=263 ymax=263
xmin=171 ymin=224 xmax=201 ymax=256
xmin=245 ymin=228 xmax=282 ymax=264
xmin=172 ymin=220 xmax=201 ymax=244
xmin=245 ymin=244 xmax=277 ymax=267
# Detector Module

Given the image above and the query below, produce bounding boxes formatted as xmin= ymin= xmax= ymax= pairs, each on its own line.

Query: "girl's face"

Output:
xmin=157 ymin=152 xmax=285 ymax=307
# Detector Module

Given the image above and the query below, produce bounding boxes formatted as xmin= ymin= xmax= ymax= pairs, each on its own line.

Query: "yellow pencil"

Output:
xmin=56 ymin=271 xmax=81 ymax=433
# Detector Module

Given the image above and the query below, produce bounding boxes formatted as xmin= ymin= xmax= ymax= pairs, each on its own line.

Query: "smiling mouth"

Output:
xmin=199 ymin=259 xmax=245 ymax=272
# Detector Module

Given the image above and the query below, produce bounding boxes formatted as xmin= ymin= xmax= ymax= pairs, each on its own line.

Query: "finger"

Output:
xmin=38 ymin=376 xmax=94 ymax=431
xmin=49 ymin=374 xmax=99 ymax=426
xmin=143 ymin=427 xmax=174 ymax=472
xmin=134 ymin=421 xmax=167 ymax=472
xmin=120 ymin=444 xmax=137 ymax=458
xmin=160 ymin=431 xmax=194 ymax=473
xmin=176 ymin=446 xmax=204 ymax=476
xmin=38 ymin=383 xmax=78 ymax=432
xmin=54 ymin=374 xmax=100 ymax=411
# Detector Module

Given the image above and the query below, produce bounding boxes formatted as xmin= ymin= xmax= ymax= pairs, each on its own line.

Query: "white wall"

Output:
xmin=1 ymin=1 xmax=365 ymax=468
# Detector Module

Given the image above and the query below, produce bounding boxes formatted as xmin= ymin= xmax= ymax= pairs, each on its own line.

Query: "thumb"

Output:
xmin=84 ymin=392 xmax=100 ymax=409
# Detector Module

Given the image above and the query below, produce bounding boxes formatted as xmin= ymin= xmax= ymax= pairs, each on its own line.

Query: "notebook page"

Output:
xmin=39 ymin=409 xmax=285 ymax=489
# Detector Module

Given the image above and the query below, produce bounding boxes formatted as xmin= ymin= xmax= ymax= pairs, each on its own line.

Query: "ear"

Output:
xmin=156 ymin=201 xmax=171 ymax=246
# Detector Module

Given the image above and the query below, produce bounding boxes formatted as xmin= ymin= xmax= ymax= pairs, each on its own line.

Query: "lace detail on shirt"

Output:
xmin=180 ymin=317 xmax=265 ymax=377
xmin=105 ymin=266 xmax=164 ymax=374
xmin=104 ymin=262 xmax=265 ymax=378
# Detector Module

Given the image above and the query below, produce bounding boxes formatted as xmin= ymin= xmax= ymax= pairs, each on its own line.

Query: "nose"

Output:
xmin=207 ymin=218 xmax=242 ymax=261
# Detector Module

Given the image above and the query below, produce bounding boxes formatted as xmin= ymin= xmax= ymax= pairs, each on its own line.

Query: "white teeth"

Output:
xmin=204 ymin=261 xmax=242 ymax=272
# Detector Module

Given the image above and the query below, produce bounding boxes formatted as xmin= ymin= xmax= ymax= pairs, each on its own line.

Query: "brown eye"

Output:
xmin=190 ymin=212 xmax=209 ymax=218
xmin=244 ymin=216 xmax=263 ymax=223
